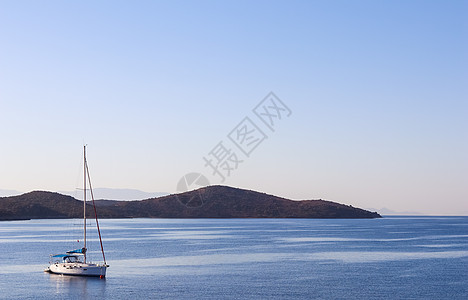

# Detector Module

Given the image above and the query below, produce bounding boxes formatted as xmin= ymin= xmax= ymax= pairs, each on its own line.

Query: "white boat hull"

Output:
xmin=46 ymin=262 xmax=108 ymax=277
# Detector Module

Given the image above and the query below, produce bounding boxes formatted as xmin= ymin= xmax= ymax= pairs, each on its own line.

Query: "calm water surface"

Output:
xmin=0 ymin=217 xmax=467 ymax=299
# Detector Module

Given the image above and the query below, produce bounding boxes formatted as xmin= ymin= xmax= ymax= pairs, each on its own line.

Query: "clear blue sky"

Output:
xmin=1 ymin=0 xmax=467 ymax=215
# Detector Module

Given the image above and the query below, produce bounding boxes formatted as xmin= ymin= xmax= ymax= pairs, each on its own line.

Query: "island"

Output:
xmin=0 ymin=185 xmax=381 ymax=220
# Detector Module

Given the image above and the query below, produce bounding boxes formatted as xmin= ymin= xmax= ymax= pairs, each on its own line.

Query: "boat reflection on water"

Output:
xmin=46 ymin=272 xmax=107 ymax=298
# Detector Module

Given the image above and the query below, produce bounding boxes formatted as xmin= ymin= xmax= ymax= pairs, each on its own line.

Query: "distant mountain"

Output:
xmin=59 ymin=188 xmax=168 ymax=200
xmin=0 ymin=185 xmax=381 ymax=220
xmin=0 ymin=189 xmax=22 ymax=197
xmin=366 ymin=207 xmax=423 ymax=216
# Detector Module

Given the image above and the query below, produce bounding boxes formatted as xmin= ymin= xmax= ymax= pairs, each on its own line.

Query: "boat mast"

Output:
xmin=83 ymin=145 xmax=87 ymax=263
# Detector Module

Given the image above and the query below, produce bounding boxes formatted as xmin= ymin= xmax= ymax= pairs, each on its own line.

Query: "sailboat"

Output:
xmin=45 ymin=145 xmax=109 ymax=278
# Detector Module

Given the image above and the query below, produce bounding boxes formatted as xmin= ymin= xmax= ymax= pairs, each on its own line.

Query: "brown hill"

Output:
xmin=0 ymin=191 xmax=120 ymax=220
xmin=0 ymin=186 xmax=381 ymax=220
xmin=111 ymin=185 xmax=380 ymax=218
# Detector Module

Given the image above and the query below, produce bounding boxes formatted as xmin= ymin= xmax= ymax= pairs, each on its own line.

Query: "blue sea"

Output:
xmin=0 ymin=217 xmax=467 ymax=299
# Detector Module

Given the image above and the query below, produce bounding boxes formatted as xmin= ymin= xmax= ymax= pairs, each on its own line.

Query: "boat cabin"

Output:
xmin=50 ymin=253 xmax=84 ymax=264
xmin=63 ymin=255 xmax=81 ymax=263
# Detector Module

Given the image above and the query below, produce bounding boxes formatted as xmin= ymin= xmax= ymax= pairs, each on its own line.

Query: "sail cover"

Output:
xmin=52 ymin=254 xmax=68 ymax=258
xmin=66 ymin=248 xmax=86 ymax=254
xmin=52 ymin=248 xmax=86 ymax=257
